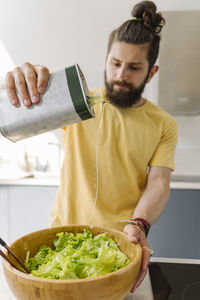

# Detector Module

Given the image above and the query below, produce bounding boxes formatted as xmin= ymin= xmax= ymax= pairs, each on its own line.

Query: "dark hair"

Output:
xmin=107 ymin=1 xmax=165 ymax=70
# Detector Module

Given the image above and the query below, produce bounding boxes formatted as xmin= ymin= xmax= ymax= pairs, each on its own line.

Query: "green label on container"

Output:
xmin=65 ymin=65 xmax=93 ymax=121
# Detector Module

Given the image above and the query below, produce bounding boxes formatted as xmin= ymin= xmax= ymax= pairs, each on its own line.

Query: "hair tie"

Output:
xmin=132 ymin=17 xmax=142 ymax=21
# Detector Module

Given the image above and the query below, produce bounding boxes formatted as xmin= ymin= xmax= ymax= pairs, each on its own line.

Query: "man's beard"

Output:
xmin=104 ymin=72 xmax=149 ymax=109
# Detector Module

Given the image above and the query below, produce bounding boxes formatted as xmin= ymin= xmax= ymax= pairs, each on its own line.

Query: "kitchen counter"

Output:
xmin=0 ymin=177 xmax=60 ymax=187
xmin=0 ymin=261 xmax=154 ymax=300
xmin=170 ymin=181 xmax=200 ymax=190
xmin=0 ymin=177 xmax=200 ymax=189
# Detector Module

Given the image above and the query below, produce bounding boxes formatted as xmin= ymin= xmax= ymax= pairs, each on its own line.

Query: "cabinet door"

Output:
xmin=0 ymin=186 xmax=9 ymax=241
xmin=8 ymin=185 xmax=57 ymax=242
xmin=148 ymin=189 xmax=200 ymax=259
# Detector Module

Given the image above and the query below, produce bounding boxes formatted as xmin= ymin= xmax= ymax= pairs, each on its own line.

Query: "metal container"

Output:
xmin=0 ymin=64 xmax=95 ymax=142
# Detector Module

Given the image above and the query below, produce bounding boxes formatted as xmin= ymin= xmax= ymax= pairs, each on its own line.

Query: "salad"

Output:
xmin=25 ymin=229 xmax=130 ymax=280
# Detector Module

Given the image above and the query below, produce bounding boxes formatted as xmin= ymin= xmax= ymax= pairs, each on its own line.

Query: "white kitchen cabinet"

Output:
xmin=9 ymin=185 xmax=57 ymax=242
xmin=0 ymin=186 xmax=9 ymax=242
xmin=0 ymin=184 xmax=58 ymax=243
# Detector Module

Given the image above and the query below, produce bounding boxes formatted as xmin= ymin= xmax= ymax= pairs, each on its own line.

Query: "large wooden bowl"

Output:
xmin=3 ymin=225 xmax=142 ymax=300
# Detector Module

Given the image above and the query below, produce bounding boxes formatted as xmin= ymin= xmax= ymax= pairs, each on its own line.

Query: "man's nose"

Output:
xmin=116 ymin=66 xmax=129 ymax=81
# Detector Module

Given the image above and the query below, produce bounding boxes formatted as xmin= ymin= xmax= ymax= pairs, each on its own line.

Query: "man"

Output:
xmin=4 ymin=1 xmax=177 ymax=294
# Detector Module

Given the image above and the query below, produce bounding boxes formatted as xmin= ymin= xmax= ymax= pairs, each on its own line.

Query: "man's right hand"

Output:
xmin=4 ymin=63 xmax=50 ymax=107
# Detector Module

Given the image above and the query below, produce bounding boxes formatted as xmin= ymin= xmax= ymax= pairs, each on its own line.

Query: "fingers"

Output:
xmin=4 ymin=71 xmax=19 ymax=106
xmin=124 ymin=224 xmax=152 ymax=294
xmin=131 ymin=239 xmax=151 ymax=293
xmin=130 ymin=247 xmax=151 ymax=293
xmin=14 ymin=65 xmax=32 ymax=107
xmin=130 ymin=269 xmax=147 ymax=293
xmin=131 ymin=247 xmax=150 ymax=292
xmin=22 ymin=63 xmax=40 ymax=105
xmin=4 ymin=62 xmax=50 ymax=107
xmin=34 ymin=65 xmax=50 ymax=94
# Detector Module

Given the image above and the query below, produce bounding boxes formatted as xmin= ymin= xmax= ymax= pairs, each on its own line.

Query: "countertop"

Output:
xmin=0 ymin=261 xmax=154 ymax=300
xmin=0 ymin=177 xmax=60 ymax=187
xmin=0 ymin=177 xmax=200 ymax=189
xmin=0 ymin=168 xmax=200 ymax=189
xmin=0 ymin=172 xmax=60 ymax=187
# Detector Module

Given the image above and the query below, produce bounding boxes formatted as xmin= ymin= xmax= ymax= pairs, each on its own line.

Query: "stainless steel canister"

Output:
xmin=0 ymin=64 xmax=95 ymax=142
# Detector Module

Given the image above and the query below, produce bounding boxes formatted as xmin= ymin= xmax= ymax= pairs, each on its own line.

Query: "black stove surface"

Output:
xmin=149 ymin=262 xmax=200 ymax=300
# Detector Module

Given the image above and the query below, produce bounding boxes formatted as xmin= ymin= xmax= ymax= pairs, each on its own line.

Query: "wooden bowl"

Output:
xmin=3 ymin=225 xmax=142 ymax=300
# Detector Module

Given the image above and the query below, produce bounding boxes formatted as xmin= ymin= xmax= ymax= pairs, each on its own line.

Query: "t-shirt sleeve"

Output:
xmin=149 ymin=117 xmax=178 ymax=171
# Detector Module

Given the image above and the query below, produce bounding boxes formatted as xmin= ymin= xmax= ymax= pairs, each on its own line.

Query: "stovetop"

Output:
xmin=149 ymin=262 xmax=200 ymax=300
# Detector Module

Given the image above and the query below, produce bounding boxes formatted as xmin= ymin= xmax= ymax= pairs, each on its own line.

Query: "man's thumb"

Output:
xmin=124 ymin=225 xmax=139 ymax=243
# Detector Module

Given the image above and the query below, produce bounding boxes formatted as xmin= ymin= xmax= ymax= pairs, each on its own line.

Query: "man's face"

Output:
xmin=105 ymin=41 xmax=151 ymax=108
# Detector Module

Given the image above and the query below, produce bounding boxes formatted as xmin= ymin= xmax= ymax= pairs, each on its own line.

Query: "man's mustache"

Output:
xmin=112 ymin=81 xmax=133 ymax=89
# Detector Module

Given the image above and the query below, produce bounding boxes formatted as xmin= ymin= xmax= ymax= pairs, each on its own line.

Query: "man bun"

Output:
xmin=107 ymin=1 xmax=165 ymax=70
xmin=131 ymin=1 xmax=165 ymax=34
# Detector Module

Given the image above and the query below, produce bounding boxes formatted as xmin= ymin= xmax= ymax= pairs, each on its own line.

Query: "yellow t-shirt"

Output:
xmin=51 ymin=88 xmax=178 ymax=231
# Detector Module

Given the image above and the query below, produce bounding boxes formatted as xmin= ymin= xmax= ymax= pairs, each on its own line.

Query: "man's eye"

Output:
xmin=130 ymin=66 xmax=141 ymax=71
xmin=112 ymin=62 xmax=120 ymax=67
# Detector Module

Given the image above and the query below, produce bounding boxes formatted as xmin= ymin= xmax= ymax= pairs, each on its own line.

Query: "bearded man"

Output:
xmin=4 ymin=1 xmax=177 ymax=294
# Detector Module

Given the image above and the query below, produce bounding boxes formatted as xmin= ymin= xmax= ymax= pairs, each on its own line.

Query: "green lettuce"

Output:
xmin=26 ymin=229 xmax=130 ymax=280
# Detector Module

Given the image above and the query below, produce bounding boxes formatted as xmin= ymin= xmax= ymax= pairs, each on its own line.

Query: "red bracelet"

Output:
xmin=131 ymin=218 xmax=151 ymax=236
xmin=132 ymin=218 xmax=150 ymax=227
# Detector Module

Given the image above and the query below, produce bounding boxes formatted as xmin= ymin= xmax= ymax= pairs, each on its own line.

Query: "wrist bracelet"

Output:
xmin=127 ymin=220 xmax=146 ymax=234
xmin=131 ymin=218 xmax=151 ymax=237
xmin=120 ymin=219 xmax=145 ymax=234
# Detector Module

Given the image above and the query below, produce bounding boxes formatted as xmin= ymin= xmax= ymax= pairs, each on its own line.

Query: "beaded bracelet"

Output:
xmin=131 ymin=218 xmax=151 ymax=237
xmin=127 ymin=220 xmax=146 ymax=234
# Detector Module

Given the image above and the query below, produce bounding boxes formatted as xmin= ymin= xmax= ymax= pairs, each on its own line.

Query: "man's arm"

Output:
xmin=133 ymin=165 xmax=171 ymax=224
xmin=124 ymin=165 xmax=171 ymax=293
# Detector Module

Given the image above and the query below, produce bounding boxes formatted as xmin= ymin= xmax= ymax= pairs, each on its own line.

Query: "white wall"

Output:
xmin=0 ymin=0 xmax=133 ymax=88
xmin=1 ymin=0 xmax=200 ymax=87
xmin=0 ymin=0 xmax=200 ymax=175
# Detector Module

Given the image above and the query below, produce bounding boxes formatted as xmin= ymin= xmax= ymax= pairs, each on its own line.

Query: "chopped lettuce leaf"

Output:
xmin=26 ymin=229 xmax=130 ymax=280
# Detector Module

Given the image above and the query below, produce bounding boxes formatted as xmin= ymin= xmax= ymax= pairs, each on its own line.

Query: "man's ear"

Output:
xmin=146 ymin=65 xmax=159 ymax=83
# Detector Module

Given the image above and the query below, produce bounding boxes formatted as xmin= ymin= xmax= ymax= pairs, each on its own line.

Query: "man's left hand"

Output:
xmin=123 ymin=223 xmax=152 ymax=293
